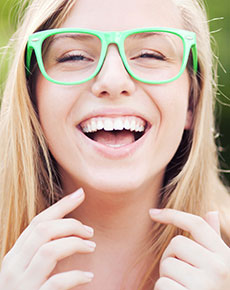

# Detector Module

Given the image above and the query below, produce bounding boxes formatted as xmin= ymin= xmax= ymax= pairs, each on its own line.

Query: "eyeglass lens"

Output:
xmin=42 ymin=31 xmax=184 ymax=83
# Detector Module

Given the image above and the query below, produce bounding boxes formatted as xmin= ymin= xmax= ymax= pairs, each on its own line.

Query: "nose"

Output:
xmin=91 ymin=45 xmax=136 ymax=99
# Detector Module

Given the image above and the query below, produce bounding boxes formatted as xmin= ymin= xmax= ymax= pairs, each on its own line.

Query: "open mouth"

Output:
xmin=78 ymin=116 xmax=149 ymax=148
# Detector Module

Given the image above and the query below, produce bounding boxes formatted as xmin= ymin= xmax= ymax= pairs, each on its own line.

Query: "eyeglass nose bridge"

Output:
xmin=103 ymin=31 xmax=123 ymax=45
xmin=101 ymin=31 xmax=125 ymax=61
xmin=97 ymin=31 xmax=129 ymax=74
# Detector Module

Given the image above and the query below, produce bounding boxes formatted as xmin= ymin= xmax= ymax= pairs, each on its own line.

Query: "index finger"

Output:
xmin=12 ymin=188 xmax=85 ymax=250
xmin=149 ymin=208 xmax=226 ymax=252
xmin=33 ymin=188 xmax=85 ymax=223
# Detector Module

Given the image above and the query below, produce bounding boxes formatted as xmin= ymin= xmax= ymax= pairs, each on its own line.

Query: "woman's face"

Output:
xmin=36 ymin=0 xmax=191 ymax=194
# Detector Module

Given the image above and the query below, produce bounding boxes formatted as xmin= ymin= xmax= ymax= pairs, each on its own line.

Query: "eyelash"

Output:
xmin=55 ymin=51 xmax=166 ymax=63
xmin=56 ymin=54 xmax=91 ymax=63
xmin=137 ymin=52 xmax=166 ymax=61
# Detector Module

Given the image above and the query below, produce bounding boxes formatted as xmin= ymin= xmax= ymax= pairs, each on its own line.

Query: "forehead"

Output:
xmin=61 ymin=0 xmax=184 ymax=31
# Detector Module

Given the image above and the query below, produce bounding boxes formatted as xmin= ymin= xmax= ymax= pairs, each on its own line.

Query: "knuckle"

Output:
xmin=169 ymin=235 xmax=184 ymax=249
xmin=154 ymin=277 xmax=169 ymax=290
xmin=208 ymin=253 xmax=229 ymax=279
xmin=0 ymin=258 xmax=16 ymax=283
xmin=35 ymin=222 xmax=49 ymax=236
xmin=215 ymin=260 xmax=229 ymax=280
xmin=1 ymin=253 xmax=10 ymax=268
xmin=39 ymin=244 xmax=56 ymax=260
xmin=160 ymin=257 xmax=173 ymax=275
xmin=1 ymin=253 xmax=15 ymax=275
xmin=193 ymin=215 xmax=205 ymax=228
xmin=30 ymin=214 xmax=42 ymax=226
xmin=201 ymin=275 xmax=221 ymax=290
xmin=68 ymin=218 xmax=83 ymax=228
xmin=47 ymin=275 xmax=63 ymax=289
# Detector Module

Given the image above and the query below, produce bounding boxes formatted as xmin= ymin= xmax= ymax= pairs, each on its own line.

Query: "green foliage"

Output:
xmin=0 ymin=0 xmax=229 ymax=179
xmin=0 ymin=0 xmax=19 ymax=91
xmin=206 ymin=0 xmax=230 ymax=180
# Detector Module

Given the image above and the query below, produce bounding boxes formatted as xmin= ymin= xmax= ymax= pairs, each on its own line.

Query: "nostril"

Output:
xmin=121 ymin=90 xmax=129 ymax=96
xmin=98 ymin=90 xmax=130 ymax=97
xmin=97 ymin=91 xmax=109 ymax=98
xmin=97 ymin=90 xmax=129 ymax=98
xmin=101 ymin=91 xmax=108 ymax=95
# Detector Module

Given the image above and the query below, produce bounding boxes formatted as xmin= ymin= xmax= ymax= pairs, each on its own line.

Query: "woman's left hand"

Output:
xmin=149 ymin=209 xmax=230 ymax=290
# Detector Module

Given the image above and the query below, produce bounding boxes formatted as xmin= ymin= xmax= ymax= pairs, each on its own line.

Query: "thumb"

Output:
xmin=204 ymin=211 xmax=221 ymax=236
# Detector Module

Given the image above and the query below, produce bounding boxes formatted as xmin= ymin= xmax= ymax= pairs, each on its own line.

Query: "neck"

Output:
xmin=57 ymin=178 xmax=163 ymax=289
xmin=64 ymin=177 xmax=162 ymax=253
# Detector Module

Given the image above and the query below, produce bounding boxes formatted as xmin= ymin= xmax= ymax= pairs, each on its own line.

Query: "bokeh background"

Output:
xmin=0 ymin=0 xmax=230 ymax=182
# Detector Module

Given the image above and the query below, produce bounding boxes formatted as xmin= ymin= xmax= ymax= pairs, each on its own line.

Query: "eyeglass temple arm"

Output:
xmin=191 ymin=43 xmax=198 ymax=73
xmin=25 ymin=44 xmax=34 ymax=77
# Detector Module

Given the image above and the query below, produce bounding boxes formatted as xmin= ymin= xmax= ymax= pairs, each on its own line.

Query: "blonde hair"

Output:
xmin=0 ymin=0 xmax=229 ymax=289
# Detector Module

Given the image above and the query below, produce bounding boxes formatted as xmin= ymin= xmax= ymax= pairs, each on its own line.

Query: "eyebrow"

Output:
xmin=128 ymin=32 xmax=163 ymax=39
xmin=128 ymin=32 xmax=180 ymax=52
xmin=51 ymin=33 xmax=96 ymax=43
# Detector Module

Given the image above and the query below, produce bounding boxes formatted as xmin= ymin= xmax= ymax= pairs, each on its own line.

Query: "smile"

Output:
xmin=78 ymin=116 xmax=149 ymax=148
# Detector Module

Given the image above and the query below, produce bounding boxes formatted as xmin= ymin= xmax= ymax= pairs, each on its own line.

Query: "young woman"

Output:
xmin=0 ymin=0 xmax=230 ymax=289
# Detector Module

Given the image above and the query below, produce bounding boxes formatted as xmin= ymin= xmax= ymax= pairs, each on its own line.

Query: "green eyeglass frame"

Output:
xmin=26 ymin=27 xmax=198 ymax=85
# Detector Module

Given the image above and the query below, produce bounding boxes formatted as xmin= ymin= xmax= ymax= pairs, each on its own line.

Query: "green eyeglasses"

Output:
xmin=26 ymin=27 xmax=197 ymax=85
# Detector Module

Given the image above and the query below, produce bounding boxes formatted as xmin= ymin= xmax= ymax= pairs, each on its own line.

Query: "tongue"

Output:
xmin=93 ymin=130 xmax=135 ymax=146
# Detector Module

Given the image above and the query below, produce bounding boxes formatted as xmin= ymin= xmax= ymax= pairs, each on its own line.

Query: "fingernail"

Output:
xmin=70 ymin=188 xmax=84 ymax=199
xmin=84 ymin=225 xmax=94 ymax=235
xmin=208 ymin=211 xmax=219 ymax=217
xmin=84 ymin=240 xmax=96 ymax=248
xmin=84 ymin=271 xmax=94 ymax=279
xmin=149 ymin=209 xmax=162 ymax=215
xmin=208 ymin=211 xmax=219 ymax=215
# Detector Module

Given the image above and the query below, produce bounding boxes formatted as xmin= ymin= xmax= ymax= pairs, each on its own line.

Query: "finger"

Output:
xmin=161 ymin=235 xmax=217 ymax=269
xmin=24 ymin=237 xmax=96 ymax=287
xmin=154 ymin=277 xmax=187 ymax=290
xmin=159 ymin=257 xmax=199 ymax=288
xmin=10 ymin=188 xmax=85 ymax=254
xmin=39 ymin=270 xmax=94 ymax=290
xmin=15 ymin=218 xmax=94 ymax=269
xmin=160 ymin=234 xmax=228 ymax=277
xmin=149 ymin=208 xmax=227 ymax=252
xmin=204 ymin=211 xmax=221 ymax=236
xmin=33 ymin=188 xmax=85 ymax=222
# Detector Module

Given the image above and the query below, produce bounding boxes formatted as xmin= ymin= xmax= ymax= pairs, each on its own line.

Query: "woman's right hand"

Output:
xmin=0 ymin=188 xmax=96 ymax=290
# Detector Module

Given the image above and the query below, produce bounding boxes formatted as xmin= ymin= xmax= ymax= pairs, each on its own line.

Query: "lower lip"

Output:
xmin=76 ymin=127 xmax=151 ymax=159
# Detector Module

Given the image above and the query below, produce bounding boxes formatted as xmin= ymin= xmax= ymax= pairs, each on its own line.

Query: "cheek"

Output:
xmin=35 ymin=76 xmax=74 ymax=157
xmin=144 ymin=74 xmax=191 ymax=159
xmin=35 ymin=75 xmax=78 ymax=135
xmin=36 ymin=76 xmax=65 ymax=121
xmin=147 ymin=74 xmax=190 ymax=127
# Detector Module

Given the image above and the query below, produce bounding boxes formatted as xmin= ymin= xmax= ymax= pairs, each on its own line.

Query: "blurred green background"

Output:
xmin=0 ymin=0 xmax=230 ymax=182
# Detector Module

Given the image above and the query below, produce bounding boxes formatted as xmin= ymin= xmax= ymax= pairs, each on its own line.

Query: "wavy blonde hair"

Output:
xmin=0 ymin=0 xmax=230 ymax=289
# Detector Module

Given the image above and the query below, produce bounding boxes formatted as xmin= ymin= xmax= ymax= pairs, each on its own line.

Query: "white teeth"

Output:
xmin=104 ymin=119 xmax=113 ymax=131
xmin=124 ymin=119 xmax=130 ymax=130
xmin=113 ymin=118 xmax=123 ymax=130
xmin=130 ymin=119 xmax=136 ymax=131
xmin=97 ymin=118 xmax=104 ymax=130
xmin=91 ymin=119 xmax=97 ymax=132
xmin=80 ymin=116 xmax=146 ymax=133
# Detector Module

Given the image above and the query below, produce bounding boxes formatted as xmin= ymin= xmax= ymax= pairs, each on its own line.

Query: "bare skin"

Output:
xmin=33 ymin=0 xmax=190 ymax=288
xmin=1 ymin=0 xmax=230 ymax=289
xmin=0 ymin=189 xmax=96 ymax=289
xmin=151 ymin=209 xmax=230 ymax=290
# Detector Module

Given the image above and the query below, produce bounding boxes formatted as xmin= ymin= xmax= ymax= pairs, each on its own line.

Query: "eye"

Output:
xmin=130 ymin=50 xmax=166 ymax=61
xmin=56 ymin=53 xmax=94 ymax=63
xmin=138 ymin=52 xmax=166 ymax=60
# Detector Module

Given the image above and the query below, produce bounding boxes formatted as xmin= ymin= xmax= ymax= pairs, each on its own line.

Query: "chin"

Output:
xmin=61 ymin=166 xmax=151 ymax=195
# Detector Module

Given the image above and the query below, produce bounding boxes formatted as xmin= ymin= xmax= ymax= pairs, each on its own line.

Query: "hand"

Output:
xmin=0 ymin=188 xmax=96 ymax=290
xmin=149 ymin=209 xmax=230 ymax=290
